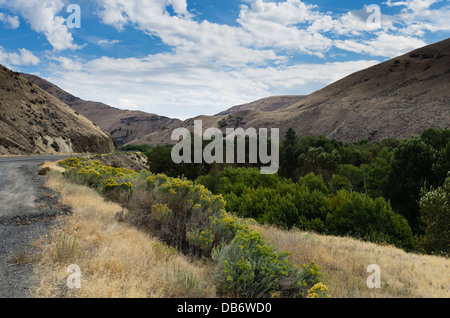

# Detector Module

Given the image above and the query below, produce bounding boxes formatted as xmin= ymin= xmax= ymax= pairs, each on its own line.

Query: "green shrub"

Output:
xmin=203 ymin=166 xmax=414 ymax=250
xmin=212 ymin=228 xmax=324 ymax=298
xmin=326 ymin=190 xmax=414 ymax=249
xmin=144 ymin=174 xmax=235 ymax=255
xmin=38 ymin=167 xmax=51 ymax=176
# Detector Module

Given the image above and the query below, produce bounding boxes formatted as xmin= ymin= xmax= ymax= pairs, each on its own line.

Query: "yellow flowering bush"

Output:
xmin=60 ymin=157 xmax=137 ymax=201
xmin=58 ymin=157 xmax=329 ymax=298
xmin=142 ymin=173 xmax=238 ymax=255
xmin=307 ymin=282 xmax=330 ymax=298
xmin=150 ymin=204 xmax=173 ymax=223
xmin=213 ymin=228 xmax=324 ymax=298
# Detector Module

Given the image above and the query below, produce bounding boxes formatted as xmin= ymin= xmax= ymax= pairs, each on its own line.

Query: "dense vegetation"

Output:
xmin=121 ymin=128 xmax=450 ymax=255
xmin=59 ymin=157 xmax=328 ymax=298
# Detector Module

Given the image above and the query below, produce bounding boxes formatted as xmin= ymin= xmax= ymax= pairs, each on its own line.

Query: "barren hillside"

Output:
xmin=134 ymin=38 xmax=450 ymax=146
xmin=215 ymin=95 xmax=306 ymax=116
xmin=20 ymin=73 xmax=181 ymax=146
xmin=250 ymin=37 xmax=450 ymax=142
xmin=0 ymin=65 xmax=116 ymax=155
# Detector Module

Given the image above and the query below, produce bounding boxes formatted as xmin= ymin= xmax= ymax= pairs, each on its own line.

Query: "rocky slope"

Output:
xmin=0 ymin=65 xmax=116 ymax=155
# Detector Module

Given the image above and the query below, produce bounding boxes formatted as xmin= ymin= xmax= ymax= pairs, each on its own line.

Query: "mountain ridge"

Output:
xmin=0 ymin=65 xmax=116 ymax=155
xmin=129 ymin=37 xmax=450 ymax=145
xmin=19 ymin=38 xmax=450 ymax=147
xmin=19 ymin=73 xmax=182 ymax=146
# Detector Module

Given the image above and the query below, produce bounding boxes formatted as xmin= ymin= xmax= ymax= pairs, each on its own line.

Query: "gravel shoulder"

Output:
xmin=0 ymin=158 xmax=71 ymax=298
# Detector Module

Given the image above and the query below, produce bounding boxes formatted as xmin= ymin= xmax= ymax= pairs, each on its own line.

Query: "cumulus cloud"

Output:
xmin=237 ymin=0 xmax=333 ymax=56
xmin=0 ymin=12 xmax=19 ymax=29
xmin=334 ymin=33 xmax=427 ymax=58
xmin=95 ymin=0 xmax=335 ymax=64
xmin=0 ymin=47 xmax=40 ymax=66
xmin=0 ymin=0 xmax=83 ymax=51
xmin=386 ymin=0 xmax=450 ymax=35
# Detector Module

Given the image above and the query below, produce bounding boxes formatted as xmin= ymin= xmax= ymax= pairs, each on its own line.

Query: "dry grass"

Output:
xmin=249 ymin=222 xmax=450 ymax=298
xmin=40 ymin=160 xmax=66 ymax=173
xmin=31 ymin=171 xmax=216 ymax=298
xmin=32 ymin=165 xmax=450 ymax=298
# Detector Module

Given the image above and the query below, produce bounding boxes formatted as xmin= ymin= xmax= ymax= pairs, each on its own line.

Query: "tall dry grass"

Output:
xmin=249 ymin=222 xmax=450 ymax=298
xmin=34 ymin=161 xmax=450 ymax=298
xmin=32 ymin=170 xmax=216 ymax=298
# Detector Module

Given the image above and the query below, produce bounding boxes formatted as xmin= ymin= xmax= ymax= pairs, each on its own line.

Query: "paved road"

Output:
xmin=0 ymin=155 xmax=72 ymax=298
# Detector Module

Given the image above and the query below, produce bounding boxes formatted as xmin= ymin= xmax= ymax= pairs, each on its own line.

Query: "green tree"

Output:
xmin=280 ymin=128 xmax=299 ymax=179
xmin=433 ymin=142 xmax=450 ymax=186
xmin=418 ymin=174 xmax=450 ymax=255
xmin=366 ymin=147 xmax=394 ymax=198
xmin=386 ymin=136 xmax=437 ymax=232
xmin=326 ymin=190 xmax=414 ymax=249
xmin=338 ymin=164 xmax=363 ymax=193
xmin=295 ymin=147 xmax=340 ymax=181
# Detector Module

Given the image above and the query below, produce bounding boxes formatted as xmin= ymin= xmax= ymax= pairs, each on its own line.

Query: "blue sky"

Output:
xmin=0 ymin=0 xmax=449 ymax=119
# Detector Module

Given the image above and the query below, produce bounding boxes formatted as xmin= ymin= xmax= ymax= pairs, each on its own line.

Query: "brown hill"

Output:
xmin=20 ymin=73 xmax=181 ymax=146
xmin=0 ymin=65 xmax=116 ymax=155
xmin=250 ymin=38 xmax=450 ymax=142
xmin=134 ymin=37 xmax=450 ymax=146
xmin=215 ymin=95 xmax=306 ymax=116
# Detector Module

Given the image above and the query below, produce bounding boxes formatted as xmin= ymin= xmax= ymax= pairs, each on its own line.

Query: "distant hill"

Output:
xmin=215 ymin=95 xmax=306 ymax=116
xmin=20 ymin=73 xmax=181 ymax=146
xmin=0 ymin=65 xmax=116 ymax=155
xmin=134 ymin=37 xmax=450 ymax=146
xmin=250 ymin=37 xmax=450 ymax=142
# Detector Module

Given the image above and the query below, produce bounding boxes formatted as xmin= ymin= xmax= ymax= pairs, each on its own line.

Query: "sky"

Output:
xmin=0 ymin=0 xmax=449 ymax=120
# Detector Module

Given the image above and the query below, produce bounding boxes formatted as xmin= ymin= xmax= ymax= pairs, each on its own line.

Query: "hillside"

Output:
xmin=251 ymin=37 xmax=450 ymax=142
xmin=20 ymin=73 xmax=181 ymax=146
xmin=215 ymin=95 xmax=306 ymax=116
xmin=0 ymin=65 xmax=116 ymax=155
xmin=134 ymin=38 xmax=450 ymax=146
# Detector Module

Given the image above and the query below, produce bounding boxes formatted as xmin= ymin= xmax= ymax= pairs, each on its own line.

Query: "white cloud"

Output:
xmin=0 ymin=47 xmax=40 ymax=66
xmin=98 ymin=39 xmax=123 ymax=45
xmin=44 ymin=53 xmax=379 ymax=119
xmin=385 ymin=0 xmax=441 ymax=12
xmin=95 ymin=0 xmax=334 ymax=64
xmin=0 ymin=12 xmax=19 ymax=29
xmin=385 ymin=0 xmax=450 ymax=34
xmin=334 ymin=32 xmax=427 ymax=58
xmin=237 ymin=0 xmax=333 ymax=56
xmin=0 ymin=0 xmax=83 ymax=51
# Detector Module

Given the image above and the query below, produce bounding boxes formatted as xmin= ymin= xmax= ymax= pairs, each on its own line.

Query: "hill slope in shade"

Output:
xmin=133 ymin=38 xmax=450 ymax=146
xmin=20 ymin=73 xmax=182 ymax=146
xmin=0 ymin=65 xmax=116 ymax=155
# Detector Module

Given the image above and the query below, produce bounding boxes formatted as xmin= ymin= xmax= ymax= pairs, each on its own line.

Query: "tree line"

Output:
xmin=120 ymin=127 xmax=450 ymax=255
